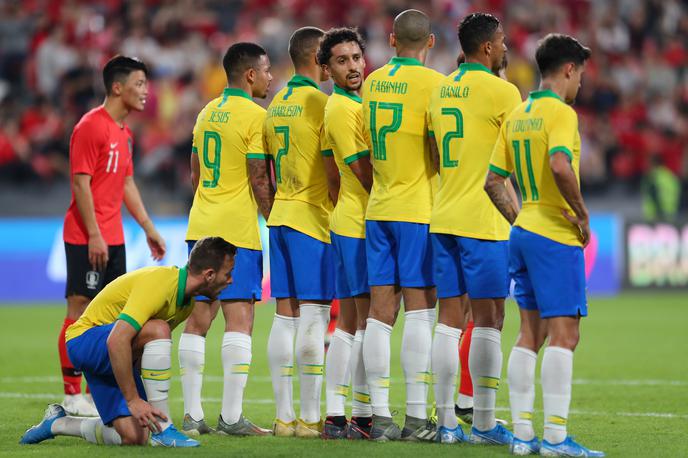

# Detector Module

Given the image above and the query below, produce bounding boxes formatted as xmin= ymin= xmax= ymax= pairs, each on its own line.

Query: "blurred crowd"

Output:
xmin=0 ymin=0 xmax=686 ymax=209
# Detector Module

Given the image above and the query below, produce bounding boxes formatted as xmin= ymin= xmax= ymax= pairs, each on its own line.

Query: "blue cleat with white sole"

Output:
xmin=151 ymin=424 xmax=200 ymax=447
xmin=540 ymin=436 xmax=605 ymax=457
xmin=469 ymin=423 xmax=514 ymax=445
xmin=437 ymin=425 xmax=466 ymax=444
xmin=510 ymin=436 xmax=541 ymax=455
xmin=20 ymin=404 xmax=66 ymax=445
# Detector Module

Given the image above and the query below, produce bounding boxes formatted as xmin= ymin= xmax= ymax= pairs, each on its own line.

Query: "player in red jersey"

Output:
xmin=60 ymin=55 xmax=166 ymax=416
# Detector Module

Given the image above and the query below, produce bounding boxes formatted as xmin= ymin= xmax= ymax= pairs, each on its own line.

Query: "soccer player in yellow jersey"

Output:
xmin=318 ymin=27 xmax=374 ymax=440
xmin=264 ymin=27 xmax=335 ymax=438
xmin=486 ymin=34 xmax=604 ymax=457
xmin=427 ymin=13 xmax=521 ymax=445
xmin=361 ymin=9 xmax=444 ymax=441
xmin=20 ymin=237 xmax=236 ymax=448
xmin=179 ymin=43 xmax=274 ymax=437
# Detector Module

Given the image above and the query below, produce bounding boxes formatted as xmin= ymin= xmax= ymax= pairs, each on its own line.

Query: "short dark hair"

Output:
xmin=223 ymin=42 xmax=267 ymax=84
xmin=458 ymin=12 xmax=500 ymax=56
xmin=536 ymin=33 xmax=591 ymax=77
xmin=393 ymin=9 xmax=431 ymax=48
xmin=317 ymin=27 xmax=366 ymax=66
xmin=289 ymin=27 xmax=325 ymax=67
xmin=187 ymin=237 xmax=237 ymax=274
xmin=102 ymin=55 xmax=148 ymax=95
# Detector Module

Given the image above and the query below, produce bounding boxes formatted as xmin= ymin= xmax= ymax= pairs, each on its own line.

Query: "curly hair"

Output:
xmin=317 ymin=27 xmax=366 ymax=66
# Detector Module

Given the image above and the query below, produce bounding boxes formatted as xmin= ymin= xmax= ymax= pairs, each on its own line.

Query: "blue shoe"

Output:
xmin=151 ymin=424 xmax=200 ymax=447
xmin=510 ymin=436 xmax=541 ymax=455
xmin=437 ymin=425 xmax=466 ymax=444
xmin=469 ymin=423 xmax=514 ymax=445
xmin=540 ymin=436 xmax=605 ymax=457
xmin=20 ymin=404 xmax=66 ymax=444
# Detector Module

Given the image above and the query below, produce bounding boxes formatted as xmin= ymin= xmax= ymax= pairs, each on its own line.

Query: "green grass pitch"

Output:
xmin=1 ymin=292 xmax=686 ymax=456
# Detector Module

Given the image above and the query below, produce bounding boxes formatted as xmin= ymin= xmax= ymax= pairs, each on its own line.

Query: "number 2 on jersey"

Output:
xmin=440 ymin=107 xmax=463 ymax=168
xmin=369 ymin=101 xmax=402 ymax=160
xmin=274 ymin=126 xmax=290 ymax=184
xmin=512 ymin=139 xmax=539 ymax=201
xmin=202 ymin=131 xmax=221 ymax=188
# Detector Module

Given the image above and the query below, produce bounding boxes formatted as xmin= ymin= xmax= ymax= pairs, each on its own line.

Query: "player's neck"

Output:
xmin=539 ymin=79 xmax=567 ymax=101
xmin=294 ymin=66 xmax=321 ymax=86
xmin=227 ymin=81 xmax=253 ymax=98
xmin=103 ymin=97 xmax=129 ymax=127
xmin=395 ymin=48 xmax=426 ymax=65
xmin=464 ymin=54 xmax=491 ymax=70
xmin=184 ymin=272 xmax=204 ymax=298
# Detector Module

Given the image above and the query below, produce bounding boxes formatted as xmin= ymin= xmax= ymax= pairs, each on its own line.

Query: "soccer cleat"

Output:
xmin=401 ymin=415 xmax=437 ymax=442
xmin=273 ymin=419 xmax=296 ymax=437
xmin=369 ymin=414 xmax=401 ymax=442
xmin=511 ymin=436 xmax=541 ymax=455
xmin=469 ymin=423 xmax=514 ymax=446
xmin=321 ymin=416 xmax=348 ymax=439
xmin=437 ymin=425 xmax=466 ymax=444
xmin=346 ymin=416 xmax=371 ymax=440
xmin=217 ymin=414 xmax=271 ymax=436
xmin=19 ymin=404 xmax=66 ymax=444
xmin=63 ymin=394 xmax=99 ymax=417
xmin=295 ymin=418 xmax=323 ymax=438
xmin=150 ymin=424 xmax=200 ymax=447
xmin=540 ymin=436 xmax=605 ymax=457
xmin=182 ymin=413 xmax=215 ymax=436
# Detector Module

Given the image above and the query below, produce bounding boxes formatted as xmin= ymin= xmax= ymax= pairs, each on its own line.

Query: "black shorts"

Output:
xmin=64 ymin=242 xmax=126 ymax=299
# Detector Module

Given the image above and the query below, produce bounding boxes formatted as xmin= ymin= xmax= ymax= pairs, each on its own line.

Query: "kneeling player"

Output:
xmin=20 ymin=237 xmax=236 ymax=448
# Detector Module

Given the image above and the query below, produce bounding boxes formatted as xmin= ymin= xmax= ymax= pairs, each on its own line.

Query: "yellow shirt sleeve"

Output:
xmin=547 ymin=104 xmax=578 ymax=161
xmin=191 ymin=108 xmax=206 ymax=154
xmin=321 ymin=126 xmax=333 ymax=157
xmin=246 ymin=110 xmax=268 ymax=159
xmin=497 ymin=84 xmax=522 ymax=125
xmin=117 ymin=271 xmax=170 ymax=331
xmin=489 ymin=120 xmax=513 ymax=177
xmin=329 ymin=105 xmax=370 ymax=164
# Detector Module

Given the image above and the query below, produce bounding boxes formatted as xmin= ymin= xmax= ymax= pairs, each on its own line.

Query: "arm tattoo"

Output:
xmin=248 ymin=158 xmax=275 ymax=220
xmin=485 ymin=173 xmax=518 ymax=225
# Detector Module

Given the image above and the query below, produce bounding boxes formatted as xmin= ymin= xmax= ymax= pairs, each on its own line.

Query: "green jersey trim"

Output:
xmin=458 ymin=62 xmax=492 ymax=74
xmin=333 ymin=85 xmax=362 ymax=103
xmin=177 ymin=266 xmax=190 ymax=307
xmin=388 ymin=56 xmax=423 ymax=67
xmin=222 ymin=87 xmax=252 ymax=101
xmin=529 ymin=89 xmax=563 ymax=101
xmin=321 ymin=149 xmax=334 ymax=157
xmin=118 ymin=313 xmax=141 ymax=332
xmin=246 ymin=153 xmax=269 ymax=160
xmin=191 ymin=146 xmax=198 ymax=154
xmin=489 ymin=164 xmax=511 ymax=178
xmin=344 ymin=149 xmax=370 ymax=165
xmin=548 ymin=146 xmax=573 ymax=161
xmin=287 ymin=74 xmax=319 ymax=89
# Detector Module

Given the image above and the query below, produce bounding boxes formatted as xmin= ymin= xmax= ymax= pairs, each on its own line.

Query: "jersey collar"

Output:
xmin=529 ymin=89 xmax=563 ymax=101
xmin=333 ymin=84 xmax=362 ymax=103
xmin=458 ymin=62 xmax=492 ymax=74
xmin=388 ymin=56 xmax=423 ymax=67
xmin=222 ymin=87 xmax=252 ymax=101
xmin=177 ymin=266 xmax=191 ymax=308
xmin=287 ymin=74 xmax=319 ymax=89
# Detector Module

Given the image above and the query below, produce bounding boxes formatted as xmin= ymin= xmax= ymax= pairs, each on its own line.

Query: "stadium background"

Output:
xmin=0 ymin=1 xmax=686 ymax=456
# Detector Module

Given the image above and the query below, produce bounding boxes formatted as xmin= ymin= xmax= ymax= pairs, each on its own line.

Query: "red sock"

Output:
xmin=327 ymin=299 xmax=340 ymax=335
xmin=458 ymin=320 xmax=474 ymax=397
xmin=59 ymin=318 xmax=81 ymax=395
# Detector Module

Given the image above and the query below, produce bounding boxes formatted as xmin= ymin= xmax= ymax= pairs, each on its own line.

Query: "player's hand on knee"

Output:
xmin=127 ymin=397 xmax=167 ymax=433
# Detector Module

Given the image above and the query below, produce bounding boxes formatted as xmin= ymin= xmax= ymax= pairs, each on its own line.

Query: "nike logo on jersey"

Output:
xmin=110 ymin=142 xmax=118 ymax=148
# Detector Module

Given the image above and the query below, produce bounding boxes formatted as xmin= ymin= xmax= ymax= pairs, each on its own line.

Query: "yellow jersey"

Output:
xmin=324 ymin=85 xmax=371 ymax=239
xmin=186 ymin=88 xmax=266 ymax=250
xmin=66 ymin=266 xmax=194 ymax=341
xmin=489 ymin=89 xmax=582 ymax=246
xmin=264 ymin=74 xmax=333 ymax=243
xmin=428 ymin=63 xmax=522 ymax=240
xmin=362 ymin=57 xmax=444 ymax=224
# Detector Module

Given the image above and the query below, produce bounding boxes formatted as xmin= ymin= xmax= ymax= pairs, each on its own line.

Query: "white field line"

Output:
xmin=2 ymin=375 xmax=687 ymax=387
xmin=2 ymin=392 xmax=687 ymax=420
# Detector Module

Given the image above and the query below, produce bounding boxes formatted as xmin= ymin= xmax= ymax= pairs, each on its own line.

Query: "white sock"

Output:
xmin=350 ymin=330 xmax=372 ymax=417
xmin=221 ymin=332 xmax=252 ymax=424
xmin=457 ymin=393 xmax=473 ymax=409
xmin=432 ymin=323 xmax=461 ymax=429
xmin=51 ymin=416 xmax=121 ymax=445
xmin=542 ymin=346 xmax=573 ymax=444
xmin=363 ymin=318 xmax=392 ymax=417
xmin=508 ymin=346 xmax=537 ymax=441
xmin=401 ymin=308 xmax=435 ymax=419
xmin=295 ymin=303 xmax=330 ymax=423
xmin=141 ymin=339 xmax=173 ymax=431
xmin=325 ymin=328 xmax=354 ymax=417
xmin=267 ymin=314 xmax=298 ymax=423
xmin=469 ymin=327 xmax=502 ymax=432
xmin=179 ymin=333 xmax=206 ymax=421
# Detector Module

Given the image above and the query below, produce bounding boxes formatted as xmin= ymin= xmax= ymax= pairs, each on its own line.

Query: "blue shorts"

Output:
xmin=509 ymin=226 xmax=587 ymax=318
xmin=66 ymin=323 xmax=147 ymax=425
xmin=269 ymin=226 xmax=335 ymax=301
xmin=431 ymin=233 xmax=509 ymax=299
xmin=331 ymin=232 xmax=369 ymax=298
xmin=366 ymin=220 xmax=434 ymax=288
xmin=187 ymin=241 xmax=262 ymax=301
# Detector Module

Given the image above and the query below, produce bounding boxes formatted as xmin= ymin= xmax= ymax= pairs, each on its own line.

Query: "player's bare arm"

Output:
xmin=429 ymin=135 xmax=440 ymax=174
xmin=73 ymin=173 xmax=108 ymax=271
xmin=248 ymin=157 xmax=275 ymax=219
xmin=190 ymin=152 xmax=200 ymax=194
xmin=323 ymin=154 xmax=341 ymax=205
xmin=106 ymin=320 xmax=166 ymax=433
xmin=484 ymin=170 xmax=518 ymax=225
xmin=549 ymin=151 xmax=590 ymax=246
xmin=123 ymin=176 xmax=166 ymax=260
xmin=348 ymin=156 xmax=373 ymax=193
